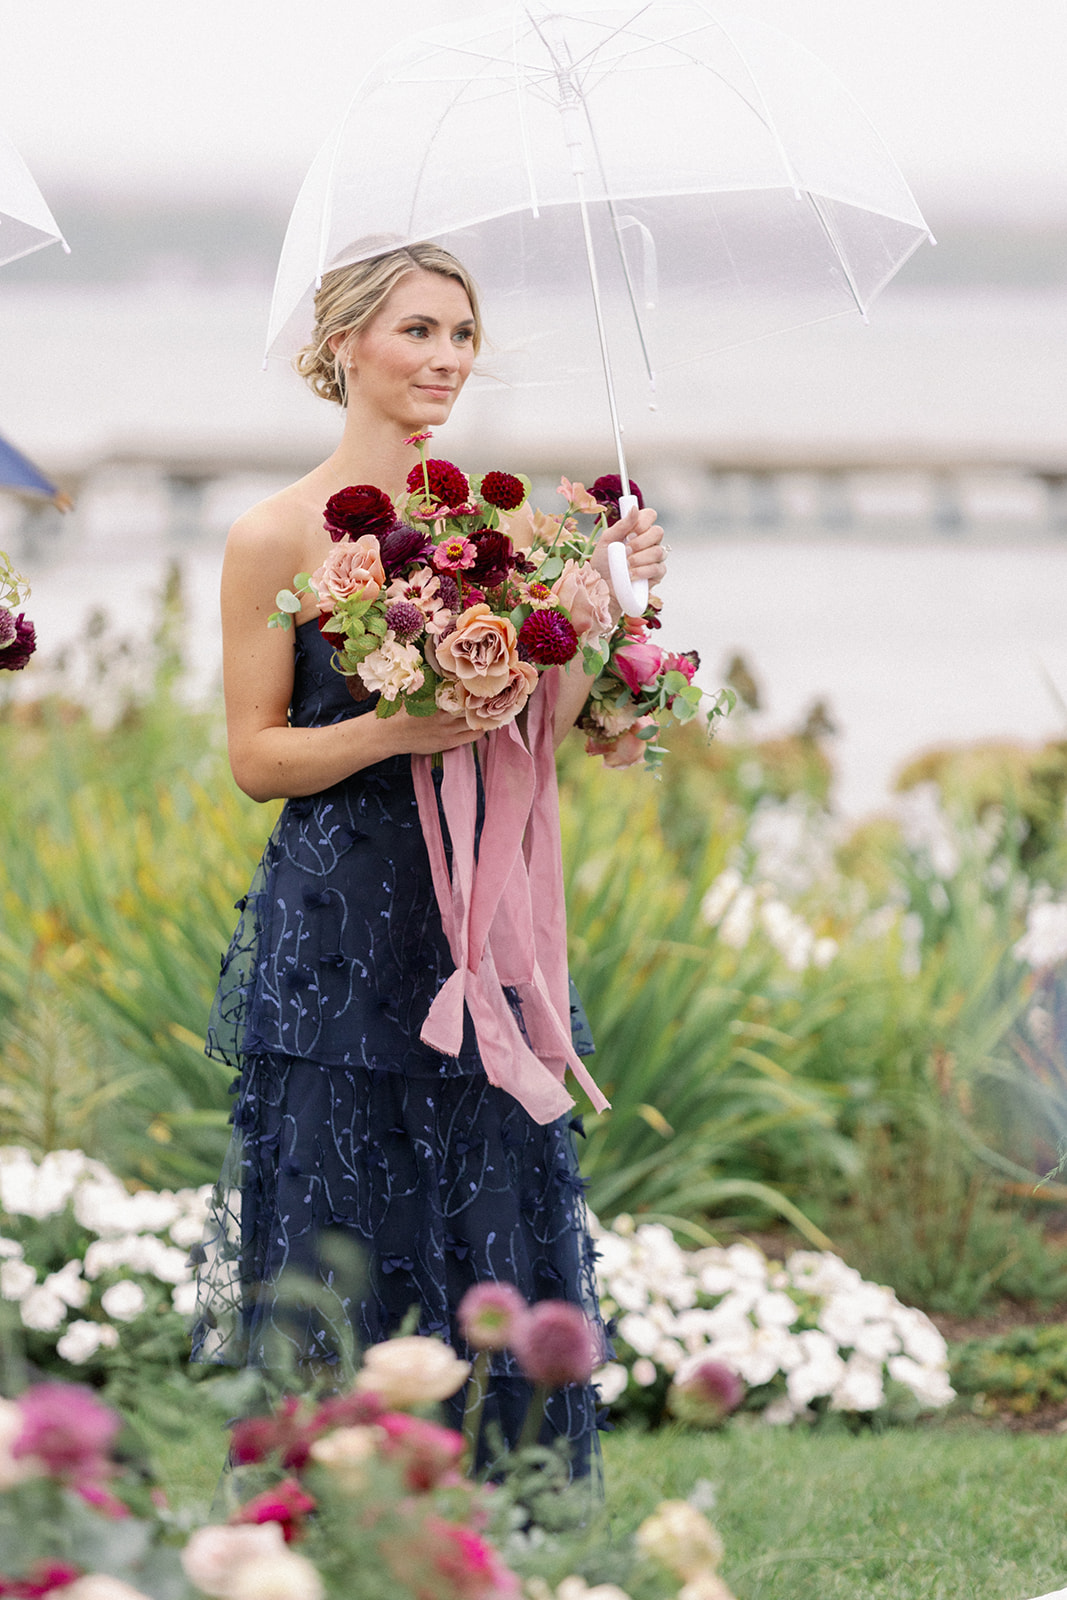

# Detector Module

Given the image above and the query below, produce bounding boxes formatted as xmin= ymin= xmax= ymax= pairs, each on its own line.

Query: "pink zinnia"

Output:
xmin=13 ymin=1383 xmax=120 ymax=1484
xmin=433 ymin=537 xmax=477 ymax=574
xmin=458 ymin=1282 xmax=529 ymax=1351
xmin=511 ymin=1300 xmax=598 ymax=1389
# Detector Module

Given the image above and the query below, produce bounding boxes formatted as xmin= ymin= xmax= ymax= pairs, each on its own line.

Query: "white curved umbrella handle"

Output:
xmin=607 ymin=494 xmax=649 ymax=618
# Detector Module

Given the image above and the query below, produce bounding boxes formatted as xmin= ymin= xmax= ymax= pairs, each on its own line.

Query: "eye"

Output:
xmin=453 ymin=328 xmax=474 ymax=345
xmin=404 ymin=323 xmax=430 ymax=339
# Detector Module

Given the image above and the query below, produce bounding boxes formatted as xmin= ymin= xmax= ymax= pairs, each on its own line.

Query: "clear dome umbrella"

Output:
xmin=267 ymin=1 xmax=932 ymax=605
xmin=0 ymin=123 xmax=67 ymax=267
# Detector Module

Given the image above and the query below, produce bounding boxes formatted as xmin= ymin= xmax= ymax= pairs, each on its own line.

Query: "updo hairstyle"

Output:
xmin=294 ymin=241 xmax=483 ymax=407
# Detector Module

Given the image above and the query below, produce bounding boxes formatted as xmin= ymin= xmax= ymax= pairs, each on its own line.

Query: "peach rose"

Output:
xmin=586 ymin=716 xmax=654 ymax=768
xmin=550 ymin=559 xmax=614 ymax=648
xmin=310 ymin=535 xmax=386 ymax=611
xmin=462 ymin=661 xmax=539 ymax=732
xmin=432 ymin=602 xmax=519 ymax=697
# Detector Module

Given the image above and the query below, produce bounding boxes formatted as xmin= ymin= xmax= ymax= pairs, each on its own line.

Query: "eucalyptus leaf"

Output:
xmin=274 ymin=589 xmax=302 ymax=614
xmin=267 ymin=612 xmax=292 ymax=631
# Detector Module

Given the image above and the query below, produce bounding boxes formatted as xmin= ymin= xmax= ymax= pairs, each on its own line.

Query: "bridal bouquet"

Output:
xmin=269 ymin=434 xmax=729 ymax=767
xmin=0 ymin=553 xmax=36 ymax=672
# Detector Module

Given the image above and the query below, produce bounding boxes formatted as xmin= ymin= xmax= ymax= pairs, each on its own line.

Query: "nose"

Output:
xmin=429 ymin=334 xmax=461 ymax=371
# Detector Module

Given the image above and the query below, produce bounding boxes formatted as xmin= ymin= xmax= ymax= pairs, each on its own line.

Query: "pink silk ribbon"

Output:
xmin=411 ymin=669 xmax=610 ymax=1126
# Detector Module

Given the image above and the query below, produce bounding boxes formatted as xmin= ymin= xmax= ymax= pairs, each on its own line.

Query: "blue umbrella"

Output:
xmin=0 ymin=430 xmax=68 ymax=505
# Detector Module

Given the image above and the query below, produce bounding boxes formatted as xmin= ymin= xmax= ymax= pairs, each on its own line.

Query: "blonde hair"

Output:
xmin=294 ymin=242 xmax=483 ymax=406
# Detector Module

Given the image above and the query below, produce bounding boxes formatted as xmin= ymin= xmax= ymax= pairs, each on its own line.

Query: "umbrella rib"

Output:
xmin=805 ymin=193 xmax=869 ymax=319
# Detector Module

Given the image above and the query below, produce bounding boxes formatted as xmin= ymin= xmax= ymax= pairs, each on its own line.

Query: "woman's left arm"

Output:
xmin=551 ymin=505 xmax=667 ymax=745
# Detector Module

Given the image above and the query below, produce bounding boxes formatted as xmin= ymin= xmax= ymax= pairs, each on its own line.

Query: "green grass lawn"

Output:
xmin=150 ymin=1411 xmax=1067 ymax=1600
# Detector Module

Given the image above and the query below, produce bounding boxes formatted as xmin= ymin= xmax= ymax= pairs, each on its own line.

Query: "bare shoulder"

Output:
xmin=226 ymin=480 xmax=317 ymax=564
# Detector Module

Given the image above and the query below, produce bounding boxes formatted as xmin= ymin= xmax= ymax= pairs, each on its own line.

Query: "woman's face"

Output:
xmin=342 ymin=268 xmax=477 ymax=430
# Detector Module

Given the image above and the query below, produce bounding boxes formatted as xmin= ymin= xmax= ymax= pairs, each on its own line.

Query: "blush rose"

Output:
xmin=310 ymin=535 xmax=386 ymax=610
xmin=432 ymin=603 xmax=520 ymax=697
xmin=550 ymin=560 xmax=614 ymax=649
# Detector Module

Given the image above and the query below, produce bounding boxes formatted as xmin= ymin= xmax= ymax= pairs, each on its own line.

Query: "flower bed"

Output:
xmin=591 ymin=1220 xmax=955 ymax=1425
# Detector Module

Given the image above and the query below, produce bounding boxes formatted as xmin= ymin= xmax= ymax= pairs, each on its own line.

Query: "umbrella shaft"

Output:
xmin=573 ymin=169 xmax=630 ymax=494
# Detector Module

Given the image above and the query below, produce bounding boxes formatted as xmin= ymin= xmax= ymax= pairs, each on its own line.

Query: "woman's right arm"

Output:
xmin=221 ymin=508 xmax=481 ymax=803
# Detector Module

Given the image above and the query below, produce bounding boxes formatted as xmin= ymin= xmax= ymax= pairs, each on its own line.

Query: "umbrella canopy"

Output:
xmin=0 ymin=430 xmax=61 ymax=500
xmin=0 ymin=124 xmax=67 ymax=268
xmin=267 ymin=0 xmax=931 ymax=412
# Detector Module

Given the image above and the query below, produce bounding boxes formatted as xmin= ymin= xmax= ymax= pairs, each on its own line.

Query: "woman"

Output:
xmin=194 ymin=241 xmax=666 ymax=1473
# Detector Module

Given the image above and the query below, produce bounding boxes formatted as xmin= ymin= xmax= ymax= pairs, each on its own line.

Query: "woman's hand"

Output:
xmin=589 ymin=505 xmax=667 ymax=611
xmin=385 ymin=706 xmax=483 ymax=756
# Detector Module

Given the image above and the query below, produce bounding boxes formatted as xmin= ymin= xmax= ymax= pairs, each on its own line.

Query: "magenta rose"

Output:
xmin=324 ymin=484 xmax=398 ymax=543
xmin=613 ymin=639 xmax=665 ymax=695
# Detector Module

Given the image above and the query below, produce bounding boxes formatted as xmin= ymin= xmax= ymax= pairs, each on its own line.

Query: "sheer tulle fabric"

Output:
xmin=193 ymin=621 xmax=604 ymax=1475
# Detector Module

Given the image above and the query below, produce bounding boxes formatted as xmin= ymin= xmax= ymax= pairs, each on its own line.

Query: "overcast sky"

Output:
xmin=0 ymin=0 xmax=1064 ymax=221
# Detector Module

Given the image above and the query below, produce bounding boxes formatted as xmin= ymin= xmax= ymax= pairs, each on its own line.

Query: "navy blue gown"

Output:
xmin=193 ymin=619 xmax=604 ymax=1472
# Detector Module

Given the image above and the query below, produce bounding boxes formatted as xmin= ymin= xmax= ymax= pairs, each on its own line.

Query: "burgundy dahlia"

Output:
xmin=512 ymin=1300 xmax=598 ymax=1388
xmin=406 ymin=457 xmax=470 ymax=507
xmin=0 ymin=612 xmax=36 ymax=671
xmin=479 ymin=470 xmax=526 ymax=511
xmin=378 ymin=522 xmax=433 ymax=576
xmin=518 ymin=608 xmax=579 ymax=666
xmin=469 ymin=529 xmax=516 ymax=589
xmin=590 ymin=473 xmax=644 ymax=526
xmin=384 ymin=600 xmax=425 ymax=642
xmin=325 ymin=484 xmax=398 ymax=543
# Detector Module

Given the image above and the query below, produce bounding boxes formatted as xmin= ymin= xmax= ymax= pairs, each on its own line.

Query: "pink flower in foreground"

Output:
xmin=378 ymin=1412 xmax=465 ymax=1492
xmin=613 ymin=639 xmax=665 ymax=695
xmin=458 ymin=1283 xmax=529 ymax=1351
xmin=231 ymin=1477 xmax=317 ymax=1543
xmin=460 ymin=662 xmax=539 ymax=732
xmin=549 ymin=560 xmax=614 ymax=649
xmin=2 ymin=1560 xmax=81 ymax=1597
xmin=385 ymin=1516 xmax=520 ymax=1599
xmin=432 ymin=536 xmax=477 ymax=574
xmin=13 ymin=1383 xmax=120 ymax=1484
xmin=511 ymin=1300 xmax=599 ymax=1389
xmin=668 ymin=1358 xmax=745 ymax=1428
xmin=403 ymin=429 xmax=434 ymax=446
xmin=310 ymin=535 xmax=386 ymax=610
xmin=663 ymin=650 xmax=700 ymax=685
xmin=557 ymin=477 xmax=600 ymax=514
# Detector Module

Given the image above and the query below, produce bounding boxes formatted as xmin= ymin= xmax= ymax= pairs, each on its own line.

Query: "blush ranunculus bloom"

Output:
xmin=461 ymin=662 xmax=539 ymax=732
xmin=354 ymin=1336 xmax=470 ymax=1408
xmin=13 ymin=1382 xmax=120 ymax=1484
xmin=432 ymin=603 xmax=520 ymax=697
xmin=549 ymin=560 xmax=614 ymax=649
xmin=181 ymin=1522 xmax=287 ymax=1598
xmin=310 ymin=535 xmax=386 ymax=610
xmin=613 ymin=639 xmax=665 ymax=695
xmin=435 ymin=677 xmax=470 ymax=719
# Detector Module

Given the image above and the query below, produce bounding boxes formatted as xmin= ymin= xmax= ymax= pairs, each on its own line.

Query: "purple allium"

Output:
xmin=0 ymin=612 xmax=36 ymax=671
xmin=590 ymin=473 xmax=644 ymax=526
xmin=518 ymin=608 xmax=579 ymax=666
xmin=667 ymin=1359 xmax=744 ymax=1428
xmin=379 ymin=522 xmax=434 ymax=577
xmin=458 ymin=1282 xmax=529 ymax=1352
xmin=14 ymin=1382 xmax=121 ymax=1482
xmin=384 ymin=600 xmax=425 ymax=642
xmin=435 ymin=573 xmax=460 ymax=612
xmin=512 ymin=1300 xmax=598 ymax=1388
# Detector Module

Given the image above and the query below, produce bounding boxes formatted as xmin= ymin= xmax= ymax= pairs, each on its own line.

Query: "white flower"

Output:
xmin=1015 ymin=901 xmax=1067 ymax=970
xmin=730 ymin=1325 xmax=795 ymax=1388
xmin=20 ymin=1286 xmax=67 ymax=1332
xmin=172 ymin=1280 xmax=199 ymax=1317
xmin=356 ymin=635 xmax=425 ymax=701
xmin=762 ymin=1394 xmax=802 ymax=1426
xmin=169 ymin=1213 xmax=206 ymax=1249
xmin=226 ymin=1549 xmax=323 ymax=1600
xmin=701 ymin=868 xmax=744 ymax=926
xmin=785 ymin=1331 xmax=845 ymax=1406
xmin=723 ymin=1244 xmax=767 ymax=1282
xmin=852 ymin=1319 xmax=901 ymax=1363
xmin=555 ymin=1581 xmax=635 ymax=1600
xmin=0 ymin=1148 xmax=73 ymax=1219
xmin=101 ymin=1280 xmax=147 ymax=1322
xmin=62 ymin=1579 xmax=154 ymax=1600
xmin=632 ymin=1357 xmax=658 ymax=1387
xmin=812 ymin=936 xmax=838 ymax=969
xmin=56 ymin=1319 xmax=121 ymax=1365
xmin=892 ymin=1305 xmax=949 ymax=1368
xmin=717 ymin=885 xmax=756 ymax=949
xmin=830 ymin=1353 xmax=885 ymax=1413
xmin=887 ymin=1354 xmax=955 ymax=1408
xmin=759 ymin=899 xmax=815 ymax=972
xmin=354 ymin=1335 xmax=469 ymax=1406
xmin=181 ymin=1523 xmax=287 ymax=1598
xmin=636 ymin=1500 xmax=724 ymax=1580
xmin=593 ymin=1363 xmax=629 ymax=1405
xmin=308 ymin=1425 xmax=382 ymax=1493
xmin=0 ymin=1237 xmax=23 ymax=1259
xmin=754 ymin=1291 xmax=798 ymax=1329
xmin=74 ymin=1176 xmax=180 ymax=1237
xmin=617 ymin=1312 xmax=663 ymax=1359
xmin=0 ymin=1396 xmax=37 ymax=1490
xmin=84 ymin=1234 xmax=190 ymax=1284
xmin=896 ymin=783 xmax=960 ymax=879
xmin=0 ymin=1258 xmax=36 ymax=1301
xmin=44 ymin=1260 xmax=90 ymax=1309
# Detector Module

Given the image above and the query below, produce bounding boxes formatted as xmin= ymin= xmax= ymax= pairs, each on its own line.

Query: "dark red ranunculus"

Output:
xmin=0 ymin=612 xmax=36 ymax=671
xmin=324 ymin=484 xmax=398 ymax=543
xmin=589 ymin=474 xmax=644 ymax=526
xmin=518 ymin=608 xmax=579 ymax=666
xmin=406 ymin=458 xmax=470 ymax=507
xmin=378 ymin=522 xmax=433 ymax=576
xmin=479 ymin=470 xmax=526 ymax=511
xmin=469 ymin=529 xmax=516 ymax=589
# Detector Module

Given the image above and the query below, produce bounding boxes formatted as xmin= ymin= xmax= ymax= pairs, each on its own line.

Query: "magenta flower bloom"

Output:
xmin=0 ymin=612 xmax=36 ymax=671
xmin=511 ymin=1300 xmax=598 ymax=1389
xmin=432 ymin=536 xmax=477 ymax=574
xmin=458 ymin=1282 xmax=529 ymax=1351
xmin=232 ymin=1476 xmax=317 ymax=1543
xmin=668 ymin=1358 xmax=745 ymax=1428
xmin=13 ymin=1382 xmax=121 ymax=1483
xmin=614 ymin=639 xmax=665 ymax=695
xmin=663 ymin=649 xmax=700 ymax=684
xmin=378 ymin=1411 xmax=465 ymax=1492
xmin=517 ymin=608 xmax=580 ymax=666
